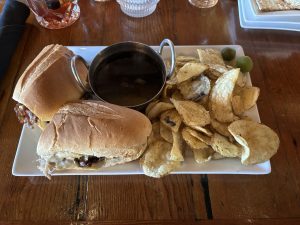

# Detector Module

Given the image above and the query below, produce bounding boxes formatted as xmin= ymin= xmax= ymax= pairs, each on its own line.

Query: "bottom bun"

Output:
xmin=38 ymin=143 xmax=146 ymax=179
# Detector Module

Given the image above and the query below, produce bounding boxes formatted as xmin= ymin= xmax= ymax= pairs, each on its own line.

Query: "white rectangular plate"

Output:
xmin=12 ymin=45 xmax=271 ymax=177
xmin=238 ymin=0 xmax=300 ymax=32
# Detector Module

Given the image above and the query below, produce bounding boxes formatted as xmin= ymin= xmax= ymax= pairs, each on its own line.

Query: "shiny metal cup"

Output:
xmin=70 ymin=39 xmax=176 ymax=109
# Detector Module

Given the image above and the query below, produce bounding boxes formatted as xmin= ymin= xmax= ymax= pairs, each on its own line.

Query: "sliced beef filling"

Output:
xmin=14 ymin=103 xmax=38 ymax=127
xmin=74 ymin=156 xmax=105 ymax=167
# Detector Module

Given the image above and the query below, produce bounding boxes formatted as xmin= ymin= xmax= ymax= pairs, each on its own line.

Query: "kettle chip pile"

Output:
xmin=140 ymin=48 xmax=280 ymax=178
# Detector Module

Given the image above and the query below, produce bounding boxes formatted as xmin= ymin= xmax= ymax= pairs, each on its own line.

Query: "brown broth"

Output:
xmin=93 ymin=51 xmax=164 ymax=106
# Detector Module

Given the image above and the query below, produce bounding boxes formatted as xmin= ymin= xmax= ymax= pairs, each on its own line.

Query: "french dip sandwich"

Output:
xmin=37 ymin=101 xmax=152 ymax=178
xmin=13 ymin=44 xmax=87 ymax=128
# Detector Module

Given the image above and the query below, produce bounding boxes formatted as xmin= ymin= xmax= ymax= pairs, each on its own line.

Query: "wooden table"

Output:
xmin=0 ymin=1 xmax=300 ymax=224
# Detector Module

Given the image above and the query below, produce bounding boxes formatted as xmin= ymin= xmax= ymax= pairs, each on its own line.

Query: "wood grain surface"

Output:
xmin=0 ymin=0 xmax=299 ymax=224
xmin=0 ymin=1 xmax=4 ymax=11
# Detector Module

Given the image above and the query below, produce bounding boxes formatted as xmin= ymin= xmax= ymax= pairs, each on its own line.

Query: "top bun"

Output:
xmin=13 ymin=44 xmax=87 ymax=121
xmin=37 ymin=100 xmax=152 ymax=160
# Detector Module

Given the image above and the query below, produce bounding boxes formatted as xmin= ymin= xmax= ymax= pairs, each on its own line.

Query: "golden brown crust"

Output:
xmin=37 ymin=101 xmax=152 ymax=160
xmin=12 ymin=44 xmax=87 ymax=121
xmin=13 ymin=44 xmax=55 ymax=100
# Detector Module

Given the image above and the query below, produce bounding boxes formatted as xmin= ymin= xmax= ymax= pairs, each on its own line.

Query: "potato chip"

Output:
xmin=204 ymin=64 xmax=229 ymax=80
xmin=236 ymin=72 xmax=247 ymax=87
xmin=171 ymin=90 xmax=185 ymax=101
xmin=209 ymin=79 xmax=216 ymax=88
xmin=192 ymin=147 xmax=214 ymax=164
xmin=209 ymin=68 xmax=240 ymax=123
xmin=177 ymin=55 xmax=199 ymax=63
xmin=231 ymin=96 xmax=243 ymax=115
xmin=176 ymin=62 xmax=208 ymax=83
xmin=147 ymin=102 xmax=174 ymax=120
xmin=210 ymin=64 xmax=229 ymax=73
xmin=148 ymin=121 xmax=161 ymax=144
xmin=228 ymin=120 xmax=280 ymax=165
xmin=210 ymin=117 xmax=232 ymax=137
xmin=145 ymin=100 xmax=159 ymax=115
xmin=183 ymin=127 xmax=211 ymax=145
xmin=176 ymin=56 xmax=199 ymax=68
xmin=171 ymin=99 xmax=210 ymax=127
xmin=170 ymin=131 xmax=184 ymax=161
xmin=189 ymin=125 xmax=213 ymax=137
xmin=240 ymin=115 xmax=254 ymax=121
xmin=182 ymin=127 xmax=208 ymax=150
xmin=197 ymin=95 xmax=209 ymax=109
xmin=211 ymin=133 xmax=242 ymax=158
xmin=142 ymin=48 xmax=278 ymax=177
xmin=165 ymin=60 xmax=178 ymax=84
xmin=166 ymin=73 xmax=178 ymax=85
xmin=160 ymin=123 xmax=173 ymax=143
xmin=232 ymin=87 xmax=260 ymax=115
xmin=165 ymin=59 xmax=178 ymax=85
xmin=162 ymin=83 xmax=175 ymax=103
xmin=211 ymin=152 xmax=225 ymax=160
xmin=140 ymin=140 xmax=181 ymax=178
xmin=177 ymin=75 xmax=211 ymax=101
xmin=226 ymin=64 xmax=234 ymax=69
xmin=160 ymin=109 xmax=182 ymax=132
xmin=197 ymin=48 xmax=225 ymax=66
xmin=177 ymin=80 xmax=194 ymax=99
xmin=182 ymin=129 xmax=214 ymax=163
xmin=233 ymin=84 xmax=243 ymax=96
xmin=185 ymin=144 xmax=214 ymax=164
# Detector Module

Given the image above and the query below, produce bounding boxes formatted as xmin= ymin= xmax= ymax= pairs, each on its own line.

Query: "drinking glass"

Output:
xmin=116 ymin=0 xmax=160 ymax=18
xmin=189 ymin=0 xmax=218 ymax=8
xmin=26 ymin=0 xmax=80 ymax=29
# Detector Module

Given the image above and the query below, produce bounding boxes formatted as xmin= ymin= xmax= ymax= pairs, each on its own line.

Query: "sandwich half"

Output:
xmin=37 ymin=100 xmax=152 ymax=178
xmin=13 ymin=44 xmax=87 ymax=128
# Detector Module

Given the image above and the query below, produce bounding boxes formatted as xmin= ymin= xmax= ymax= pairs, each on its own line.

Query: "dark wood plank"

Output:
xmin=1 ymin=218 xmax=300 ymax=225
xmin=85 ymin=175 xmax=207 ymax=221
xmin=174 ymin=0 xmax=235 ymax=45
xmin=70 ymin=0 xmax=176 ymax=46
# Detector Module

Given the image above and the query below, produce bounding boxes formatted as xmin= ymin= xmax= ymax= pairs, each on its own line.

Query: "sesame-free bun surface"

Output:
xmin=13 ymin=44 xmax=87 ymax=121
xmin=37 ymin=101 xmax=152 ymax=162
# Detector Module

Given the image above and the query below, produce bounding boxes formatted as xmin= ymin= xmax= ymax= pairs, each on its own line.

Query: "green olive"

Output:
xmin=236 ymin=56 xmax=253 ymax=73
xmin=221 ymin=47 xmax=236 ymax=61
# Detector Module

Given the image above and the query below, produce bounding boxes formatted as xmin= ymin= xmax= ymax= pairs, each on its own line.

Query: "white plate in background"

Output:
xmin=250 ymin=0 xmax=300 ymax=18
xmin=12 ymin=45 xmax=271 ymax=177
xmin=238 ymin=0 xmax=300 ymax=32
xmin=246 ymin=0 xmax=300 ymax=22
